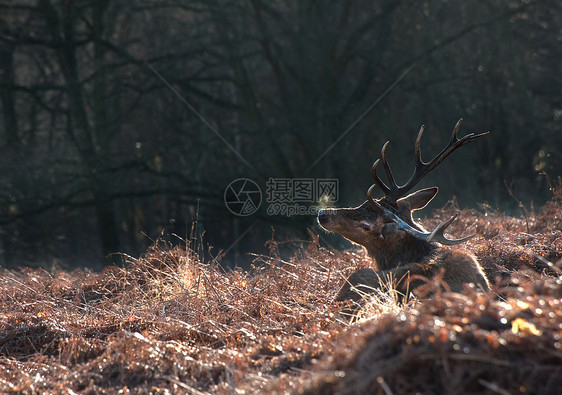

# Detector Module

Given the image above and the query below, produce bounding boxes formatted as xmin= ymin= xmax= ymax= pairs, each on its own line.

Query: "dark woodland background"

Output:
xmin=0 ymin=0 xmax=560 ymax=270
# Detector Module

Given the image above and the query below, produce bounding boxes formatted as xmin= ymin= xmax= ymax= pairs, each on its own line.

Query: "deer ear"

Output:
xmin=397 ymin=187 xmax=438 ymax=211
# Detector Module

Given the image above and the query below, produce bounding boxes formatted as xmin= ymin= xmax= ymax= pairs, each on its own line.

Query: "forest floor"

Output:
xmin=1 ymin=201 xmax=561 ymax=394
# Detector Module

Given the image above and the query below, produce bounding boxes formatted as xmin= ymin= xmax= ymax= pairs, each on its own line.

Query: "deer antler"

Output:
xmin=366 ymin=119 xmax=487 ymax=245
xmin=372 ymin=119 xmax=489 ymax=205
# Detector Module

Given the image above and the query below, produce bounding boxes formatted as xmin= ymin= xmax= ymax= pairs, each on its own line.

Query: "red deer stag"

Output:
xmin=317 ymin=119 xmax=489 ymax=310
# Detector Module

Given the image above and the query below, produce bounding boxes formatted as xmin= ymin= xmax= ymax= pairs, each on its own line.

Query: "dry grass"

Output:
xmin=1 ymin=202 xmax=561 ymax=394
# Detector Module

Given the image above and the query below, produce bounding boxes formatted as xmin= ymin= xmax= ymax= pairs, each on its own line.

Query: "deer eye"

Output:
xmin=359 ymin=222 xmax=372 ymax=231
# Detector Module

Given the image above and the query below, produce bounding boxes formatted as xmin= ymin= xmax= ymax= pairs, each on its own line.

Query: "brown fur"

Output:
xmin=334 ymin=249 xmax=489 ymax=305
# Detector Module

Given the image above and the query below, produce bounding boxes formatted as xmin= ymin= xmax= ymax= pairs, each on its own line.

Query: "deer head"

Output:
xmin=318 ymin=119 xmax=488 ymax=270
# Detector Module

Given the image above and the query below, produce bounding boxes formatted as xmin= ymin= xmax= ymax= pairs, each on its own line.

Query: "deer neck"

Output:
xmin=366 ymin=236 xmax=435 ymax=271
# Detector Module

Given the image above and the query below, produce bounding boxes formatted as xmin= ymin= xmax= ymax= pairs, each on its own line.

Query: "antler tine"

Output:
xmin=366 ymin=184 xmax=378 ymax=208
xmin=367 ymin=183 xmax=389 ymax=211
xmin=380 ymin=141 xmax=397 ymax=190
xmin=449 ymin=118 xmax=463 ymax=143
xmin=426 ymin=213 xmax=475 ymax=245
xmin=371 ymin=159 xmax=390 ymax=195
xmin=370 ymin=141 xmax=398 ymax=203
xmin=414 ymin=124 xmax=425 ymax=167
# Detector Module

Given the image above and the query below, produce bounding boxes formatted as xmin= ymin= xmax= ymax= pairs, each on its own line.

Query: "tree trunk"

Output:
xmin=0 ymin=40 xmax=19 ymax=146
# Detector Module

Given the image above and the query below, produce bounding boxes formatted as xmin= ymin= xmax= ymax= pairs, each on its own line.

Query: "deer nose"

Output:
xmin=317 ymin=209 xmax=329 ymax=224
